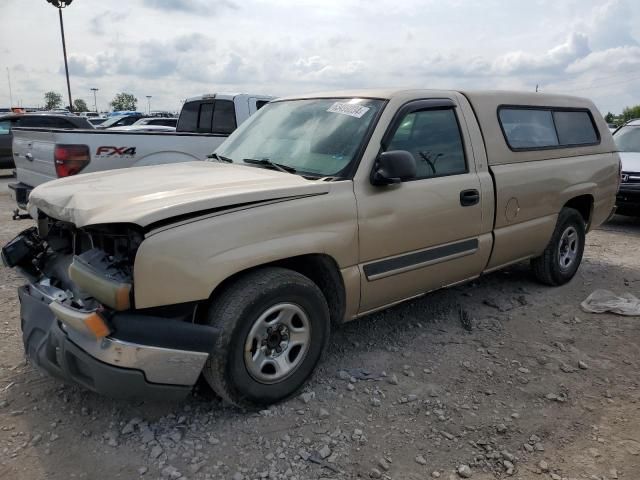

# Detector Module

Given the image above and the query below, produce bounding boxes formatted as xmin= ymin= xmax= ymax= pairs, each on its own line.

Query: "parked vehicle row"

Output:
xmin=2 ymin=89 xmax=620 ymax=407
xmin=9 ymin=93 xmax=273 ymax=212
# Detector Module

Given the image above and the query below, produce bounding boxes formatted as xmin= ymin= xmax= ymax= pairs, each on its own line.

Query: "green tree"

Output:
xmin=604 ymin=112 xmax=615 ymax=124
xmin=621 ymin=105 xmax=640 ymax=123
xmin=73 ymin=98 xmax=88 ymax=112
xmin=44 ymin=91 xmax=63 ymax=110
xmin=110 ymin=92 xmax=137 ymax=111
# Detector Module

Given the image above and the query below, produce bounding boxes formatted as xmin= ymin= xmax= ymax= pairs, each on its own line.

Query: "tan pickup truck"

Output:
xmin=2 ymin=89 xmax=620 ymax=407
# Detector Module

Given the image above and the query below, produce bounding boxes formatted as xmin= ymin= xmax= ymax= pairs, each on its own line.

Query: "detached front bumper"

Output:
xmin=19 ymin=283 xmax=217 ymax=400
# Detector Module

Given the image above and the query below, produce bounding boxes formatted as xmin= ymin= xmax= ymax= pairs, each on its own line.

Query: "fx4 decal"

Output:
xmin=96 ymin=146 xmax=137 ymax=156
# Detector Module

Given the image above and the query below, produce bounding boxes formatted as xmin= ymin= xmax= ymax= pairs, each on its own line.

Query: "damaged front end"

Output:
xmin=2 ymin=217 xmax=217 ymax=400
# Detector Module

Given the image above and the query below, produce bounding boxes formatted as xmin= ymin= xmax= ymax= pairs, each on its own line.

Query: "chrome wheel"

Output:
xmin=244 ymin=303 xmax=311 ymax=384
xmin=558 ymin=226 xmax=579 ymax=271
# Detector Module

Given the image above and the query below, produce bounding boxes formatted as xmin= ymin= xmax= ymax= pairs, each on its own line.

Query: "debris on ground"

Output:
xmin=581 ymin=289 xmax=640 ymax=316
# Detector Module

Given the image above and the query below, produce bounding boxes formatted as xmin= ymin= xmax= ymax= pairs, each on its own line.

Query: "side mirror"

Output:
xmin=371 ymin=150 xmax=417 ymax=186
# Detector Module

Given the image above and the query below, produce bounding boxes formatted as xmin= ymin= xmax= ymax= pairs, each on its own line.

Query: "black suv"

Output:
xmin=0 ymin=113 xmax=93 ymax=169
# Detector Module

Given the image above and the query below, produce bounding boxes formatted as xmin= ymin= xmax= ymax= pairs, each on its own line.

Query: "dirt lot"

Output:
xmin=0 ymin=189 xmax=639 ymax=480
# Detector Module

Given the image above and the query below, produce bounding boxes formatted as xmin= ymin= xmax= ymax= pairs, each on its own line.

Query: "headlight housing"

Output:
xmin=69 ymin=249 xmax=132 ymax=311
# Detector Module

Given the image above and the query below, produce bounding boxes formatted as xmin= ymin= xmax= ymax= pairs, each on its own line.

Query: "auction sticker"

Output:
xmin=327 ymin=102 xmax=370 ymax=118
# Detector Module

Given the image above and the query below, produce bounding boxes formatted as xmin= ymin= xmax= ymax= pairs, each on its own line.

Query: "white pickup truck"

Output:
xmin=9 ymin=93 xmax=273 ymax=213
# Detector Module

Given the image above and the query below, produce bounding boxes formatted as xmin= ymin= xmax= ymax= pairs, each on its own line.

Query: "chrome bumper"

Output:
xmin=20 ymin=282 xmax=217 ymax=399
xmin=63 ymin=320 xmax=209 ymax=385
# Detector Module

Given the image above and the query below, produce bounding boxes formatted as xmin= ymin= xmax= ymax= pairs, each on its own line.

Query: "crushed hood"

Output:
xmin=29 ymin=162 xmax=330 ymax=228
xmin=619 ymin=151 xmax=640 ymax=173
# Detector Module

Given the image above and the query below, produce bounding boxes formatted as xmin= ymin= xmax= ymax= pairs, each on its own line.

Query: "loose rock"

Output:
xmin=457 ymin=464 xmax=472 ymax=478
xmin=318 ymin=445 xmax=331 ymax=459
xmin=538 ymin=460 xmax=549 ymax=472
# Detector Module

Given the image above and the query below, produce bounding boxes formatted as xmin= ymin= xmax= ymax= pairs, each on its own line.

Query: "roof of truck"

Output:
xmin=276 ymin=88 xmax=614 ymax=166
xmin=276 ymin=88 xmax=593 ymax=106
xmin=184 ymin=93 xmax=275 ymax=103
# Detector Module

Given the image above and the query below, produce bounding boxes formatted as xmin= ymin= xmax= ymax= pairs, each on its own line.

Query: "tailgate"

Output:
xmin=13 ymin=128 xmax=58 ymax=188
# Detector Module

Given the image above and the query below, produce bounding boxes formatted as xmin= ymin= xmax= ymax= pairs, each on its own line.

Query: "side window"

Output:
xmin=256 ymin=100 xmax=269 ymax=110
xmin=120 ymin=116 xmax=139 ymax=126
xmin=212 ymin=100 xmax=236 ymax=135
xmin=387 ymin=108 xmax=467 ymax=179
xmin=15 ymin=117 xmax=40 ymax=127
xmin=198 ymin=103 xmax=214 ymax=133
xmin=499 ymin=109 xmax=558 ymax=149
xmin=176 ymin=101 xmax=199 ymax=132
xmin=48 ymin=118 xmax=75 ymax=128
xmin=153 ymin=119 xmax=177 ymax=127
xmin=17 ymin=117 xmax=70 ymax=128
xmin=553 ymin=110 xmax=598 ymax=145
xmin=499 ymin=107 xmax=600 ymax=150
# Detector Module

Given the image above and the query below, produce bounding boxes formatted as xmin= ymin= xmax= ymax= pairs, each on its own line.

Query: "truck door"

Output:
xmin=356 ymin=98 xmax=492 ymax=313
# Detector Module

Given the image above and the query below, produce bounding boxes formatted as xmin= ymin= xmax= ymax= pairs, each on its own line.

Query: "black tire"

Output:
xmin=203 ymin=267 xmax=330 ymax=408
xmin=530 ymin=207 xmax=586 ymax=286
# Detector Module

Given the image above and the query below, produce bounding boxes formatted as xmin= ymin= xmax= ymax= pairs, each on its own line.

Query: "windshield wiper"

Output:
xmin=243 ymin=158 xmax=297 ymax=174
xmin=207 ymin=152 xmax=233 ymax=163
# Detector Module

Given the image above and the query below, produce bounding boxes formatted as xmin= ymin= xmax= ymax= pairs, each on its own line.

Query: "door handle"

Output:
xmin=460 ymin=189 xmax=480 ymax=206
xmin=25 ymin=153 xmax=33 ymax=161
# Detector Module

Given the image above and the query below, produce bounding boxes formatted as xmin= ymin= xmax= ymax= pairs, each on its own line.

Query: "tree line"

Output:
xmin=43 ymin=91 xmax=138 ymax=112
xmin=604 ymin=106 xmax=640 ymax=126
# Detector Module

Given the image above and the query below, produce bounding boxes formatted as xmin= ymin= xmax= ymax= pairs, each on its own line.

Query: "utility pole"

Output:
xmin=46 ymin=1 xmax=74 ymax=111
xmin=91 ymin=87 xmax=99 ymax=112
xmin=6 ymin=67 xmax=13 ymax=109
xmin=146 ymin=95 xmax=152 ymax=115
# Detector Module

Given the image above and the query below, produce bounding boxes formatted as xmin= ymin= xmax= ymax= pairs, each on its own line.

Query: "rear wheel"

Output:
xmin=531 ymin=207 xmax=586 ymax=286
xmin=203 ymin=267 xmax=330 ymax=408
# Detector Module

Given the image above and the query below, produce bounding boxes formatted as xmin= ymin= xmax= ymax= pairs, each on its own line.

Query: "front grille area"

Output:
xmin=622 ymin=172 xmax=640 ymax=184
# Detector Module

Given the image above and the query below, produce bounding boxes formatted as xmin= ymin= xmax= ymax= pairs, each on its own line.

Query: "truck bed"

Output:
xmin=12 ymin=127 xmax=227 ymax=190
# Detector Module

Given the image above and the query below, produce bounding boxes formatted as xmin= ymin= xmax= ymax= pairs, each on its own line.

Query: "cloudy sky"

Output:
xmin=1 ymin=0 xmax=639 ymax=114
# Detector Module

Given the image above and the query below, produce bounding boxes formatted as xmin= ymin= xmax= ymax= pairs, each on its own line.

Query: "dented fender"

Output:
xmin=133 ymin=182 xmax=359 ymax=309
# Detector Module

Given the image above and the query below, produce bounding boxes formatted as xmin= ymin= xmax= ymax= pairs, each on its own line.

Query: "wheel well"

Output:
xmin=206 ymin=254 xmax=346 ymax=326
xmin=564 ymin=195 xmax=593 ymax=227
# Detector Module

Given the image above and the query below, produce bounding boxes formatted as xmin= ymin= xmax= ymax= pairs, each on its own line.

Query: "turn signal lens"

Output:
xmin=49 ymin=302 xmax=112 ymax=339
xmin=115 ymin=285 xmax=132 ymax=311
xmin=84 ymin=312 xmax=111 ymax=338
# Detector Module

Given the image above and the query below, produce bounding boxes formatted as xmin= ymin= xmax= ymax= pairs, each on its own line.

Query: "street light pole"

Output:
xmin=47 ymin=1 xmax=74 ymax=111
xmin=146 ymin=95 xmax=152 ymax=115
xmin=6 ymin=68 xmax=13 ymax=109
xmin=91 ymin=88 xmax=99 ymax=112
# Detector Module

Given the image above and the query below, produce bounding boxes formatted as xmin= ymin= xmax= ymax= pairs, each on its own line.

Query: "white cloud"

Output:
xmin=581 ymin=0 xmax=637 ymax=50
xmin=142 ymin=0 xmax=237 ymax=15
xmin=2 ymin=0 xmax=639 ymax=113
xmin=492 ymin=32 xmax=591 ymax=75
xmin=567 ymin=45 xmax=640 ymax=74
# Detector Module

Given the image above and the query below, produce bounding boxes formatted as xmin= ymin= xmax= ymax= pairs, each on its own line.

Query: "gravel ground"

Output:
xmin=1 ymin=189 xmax=639 ymax=480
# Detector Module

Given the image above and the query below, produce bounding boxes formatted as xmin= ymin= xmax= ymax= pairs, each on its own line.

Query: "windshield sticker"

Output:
xmin=327 ymin=102 xmax=370 ymax=118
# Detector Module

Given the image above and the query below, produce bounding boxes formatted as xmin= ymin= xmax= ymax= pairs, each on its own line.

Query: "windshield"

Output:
xmin=215 ymin=98 xmax=384 ymax=177
xmin=614 ymin=126 xmax=640 ymax=152
xmin=100 ymin=116 xmax=138 ymax=128
xmin=99 ymin=116 xmax=126 ymax=128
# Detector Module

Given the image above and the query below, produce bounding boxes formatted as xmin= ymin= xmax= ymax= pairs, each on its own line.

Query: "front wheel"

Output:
xmin=203 ymin=267 xmax=330 ymax=408
xmin=531 ymin=207 xmax=586 ymax=286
